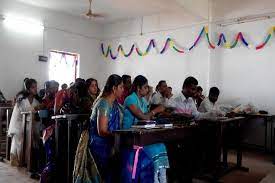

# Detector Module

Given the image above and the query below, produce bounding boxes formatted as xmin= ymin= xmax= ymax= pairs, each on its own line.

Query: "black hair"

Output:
xmin=158 ymin=80 xmax=166 ymax=87
xmin=45 ymin=80 xmax=59 ymax=90
xmin=102 ymin=74 xmax=123 ymax=97
xmin=182 ymin=76 xmax=198 ymax=88
xmin=75 ymin=80 xmax=87 ymax=98
xmin=16 ymin=78 xmax=40 ymax=103
xmin=122 ymin=75 xmax=131 ymax=84
xmin=86 ymin=78 xmax=100 ymax=96
xmin=168 ymin=86 xmax=172 ymax=90
xmin=209 ymin=87 xmax=220 ymax=96
xmin=76 ymin=78 xmax=85 ymax=83
xmin=197 ymin=86 xmax=203 ymax=92
xmin=131 ymin=75 xmax=148 ymax=93
xmin=23 ymin=78 xmax=29 ymax=90
xmin=61 ymin=84 xmax=68 ymax=90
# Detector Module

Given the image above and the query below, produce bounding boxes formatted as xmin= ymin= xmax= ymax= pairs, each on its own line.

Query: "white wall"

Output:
xmin=101 ymin=14 xmax=210 ymax=94
xmin=102 ymin=15 xmax=275 ymax=113
xmin=0 ymin=0 xmax=103 ymax=99
xmin=210 ymin=18 xmax=275 ymax=113
xmin=1 ymin=0 xmax=275 ymax=114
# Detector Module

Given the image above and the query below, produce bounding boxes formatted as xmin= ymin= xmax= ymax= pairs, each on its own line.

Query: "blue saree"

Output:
xmin=89 ymin=98 xmax=122 ymax=182
xmin=122 ymin=92 xmax=169 ymax=183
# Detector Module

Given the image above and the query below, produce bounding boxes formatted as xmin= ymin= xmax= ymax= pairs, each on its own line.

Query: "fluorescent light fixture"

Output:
xmin=217 ymin=12 xmax=275 ymax=27
xmin=3 ymin=15 xmax=44 ymax=35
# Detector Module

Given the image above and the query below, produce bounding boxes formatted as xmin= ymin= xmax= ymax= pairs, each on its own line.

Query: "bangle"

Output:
xmin=151 ymin=111 xmax=155 ymax=116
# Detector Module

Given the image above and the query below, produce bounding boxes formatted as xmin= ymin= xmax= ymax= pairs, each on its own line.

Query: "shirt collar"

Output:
xmin=179 ymin=92 xmax=192 ymax=103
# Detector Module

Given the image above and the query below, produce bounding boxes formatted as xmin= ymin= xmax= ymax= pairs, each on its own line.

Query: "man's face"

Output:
xmin=183 ymin=84 xmax=197 ymax=98
xmin=159 ymin=82 xmax=168 ymax=95
xmin=209 ymin=94 xmax=219 ymax=104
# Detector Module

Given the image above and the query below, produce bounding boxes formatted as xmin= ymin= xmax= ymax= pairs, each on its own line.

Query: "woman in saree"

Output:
xmin=8 ymin=78 xmax=41 ymax=167
xmin=79 ymin=78 xmax=100 ymax=114
xmin=122 ymin=75 xmax=169 ymax=183
xmin=74 ymin=74 xmax=124 ymax=183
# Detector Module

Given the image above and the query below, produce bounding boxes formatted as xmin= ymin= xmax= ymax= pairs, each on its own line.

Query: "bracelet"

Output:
xmin=151 ymin=111 xmax=155 ymax=116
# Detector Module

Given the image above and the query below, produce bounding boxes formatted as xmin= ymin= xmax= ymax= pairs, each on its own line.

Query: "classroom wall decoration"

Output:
xmin=101 ymin=26 xmax=275 ymax=60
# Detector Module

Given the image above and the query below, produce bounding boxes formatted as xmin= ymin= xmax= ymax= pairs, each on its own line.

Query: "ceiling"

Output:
xmin=15 ymin=0 xmax=275 ymax=23
xmin=15 ymin=0 xmax=209 ymax=23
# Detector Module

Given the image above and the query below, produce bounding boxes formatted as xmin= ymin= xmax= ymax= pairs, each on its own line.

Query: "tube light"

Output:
xmin=3 ymin=15 xmax=44 ymax=35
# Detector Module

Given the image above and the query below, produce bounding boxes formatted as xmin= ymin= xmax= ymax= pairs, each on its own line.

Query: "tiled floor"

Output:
xmin=0 ymin=161 xmax=38 ymax=183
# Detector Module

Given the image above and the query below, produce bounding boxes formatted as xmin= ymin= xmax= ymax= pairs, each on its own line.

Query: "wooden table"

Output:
xmin=114 ymin=124 xmax=198 ymax=147
xmin=197 ymin=117 xmax=248 ymax=182
xmin=52 ymin=114 xmax=89 ymax=183
xmin=236 ymin=113 xmax=275 ymax=152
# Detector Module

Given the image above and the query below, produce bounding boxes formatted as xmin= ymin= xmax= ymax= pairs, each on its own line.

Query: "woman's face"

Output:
xmin=138 ymin=82 xmax=149 ymax=97
xmin=113 ymin=83 xmax=124 ymax=99
xmin=29 ymin=83 xmax=38 ymax=96
xmin=88 ymin=80 xmax=98 ymax=95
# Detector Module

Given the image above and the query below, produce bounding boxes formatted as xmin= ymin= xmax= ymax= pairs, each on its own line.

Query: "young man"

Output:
xmin=151 ymin=80 xmax=168 ymax=106
xmin=169 ymin=77 xmax=217 ymax=120
xmin=193 ymin=86 xmax=205 ymax=108
xmin=199 ymin=87 xmax=220 ymax=113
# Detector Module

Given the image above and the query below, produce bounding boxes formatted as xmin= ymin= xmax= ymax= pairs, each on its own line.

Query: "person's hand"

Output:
xmin=31 ymin=108 xmax=37 ymax=113
xmin=153 ymin=105 xmax=165 ymax=114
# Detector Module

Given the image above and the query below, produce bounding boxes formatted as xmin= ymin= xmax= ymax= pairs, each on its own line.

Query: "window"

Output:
xmin=49 ymin=51 xmax=80 ymax=86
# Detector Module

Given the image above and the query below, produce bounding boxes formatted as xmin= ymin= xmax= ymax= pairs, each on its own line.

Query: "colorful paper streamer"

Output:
xmin=217 ymin=33 xmax=231 ymax=48
xmin=160 ymin=38 xmax=185 ymax=54
xmin=189 ymin=26 xmax=215 ymax=51
xmin=101 ymin=26 xmax=275 ymax=60
xmin=256 ymin=26 xmax=275 ymax=50
xmin=229 ymin=32 xmax=249 ymax=49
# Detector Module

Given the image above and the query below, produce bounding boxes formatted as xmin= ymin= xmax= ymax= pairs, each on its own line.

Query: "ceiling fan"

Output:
xmin=84 ymin=0 xmax=104 ymax=19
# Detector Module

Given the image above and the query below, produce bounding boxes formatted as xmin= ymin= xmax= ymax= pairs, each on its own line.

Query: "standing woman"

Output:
xmin=89 ymin=74 xmax=124 ymax=182
xmin=8 ymin=79 xmax=40 ymax=166
xmin=122 ymin=75 xmax=169 ymax=183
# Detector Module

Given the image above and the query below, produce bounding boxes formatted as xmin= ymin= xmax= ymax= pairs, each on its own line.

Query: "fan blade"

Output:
xmin=91 ymin=13 xmax=104 ymax=18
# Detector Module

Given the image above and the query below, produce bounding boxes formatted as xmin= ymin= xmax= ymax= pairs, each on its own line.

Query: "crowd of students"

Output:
xmin=6 ymin=74 xmax=222 ymax=183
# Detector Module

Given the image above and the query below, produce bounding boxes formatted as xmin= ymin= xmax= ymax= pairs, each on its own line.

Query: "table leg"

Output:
xmin=68 ymin=119 xmax=71 ymax=183
xmin=270 ymin=117 xmax=274 ymax=152
xmin=264 ymin=118 xmax=268 ymax=152
xmin=6 ymin=109 xmax=11 ymax=160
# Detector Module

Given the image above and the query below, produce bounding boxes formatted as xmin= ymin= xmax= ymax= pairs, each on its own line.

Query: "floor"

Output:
xmin=221 ymin=151 xmax=274 ymax=183
xmin=0 ymin=151 xmax=274 ymax=183
xmin=193 ymin=150 xmax=275 ymax=183
xmin=0 ymin=160 xmax=38 ymax=183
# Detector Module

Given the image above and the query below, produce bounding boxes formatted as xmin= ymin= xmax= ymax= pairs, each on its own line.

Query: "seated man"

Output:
xmin=151 ymin=80 xmax=168 ymax=107
xmin=199 ymin=87 xmax=220 ymax=113
xmin=168 ymin=77 xmax=218 ymax=120
xmin=193 ymin=86 xmax=205 ymax=108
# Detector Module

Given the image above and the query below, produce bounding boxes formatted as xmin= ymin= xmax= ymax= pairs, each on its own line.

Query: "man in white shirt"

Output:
xmin=199 ymin=87 xmax=220 ymax=113
xmin=168 ymin=77 xmax=217 ymax=120
xmin=151 ymin=80 xmax=168 ymax=106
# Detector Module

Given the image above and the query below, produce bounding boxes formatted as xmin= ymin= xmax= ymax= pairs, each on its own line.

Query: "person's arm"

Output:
xmin=127 ymin=104 xmax=164 ymax=120
xmin=96 ymin=102 xmax=112 ymax=137
xmin=97 ymin=115 xmax=112 ymax=137
xmin=150 ymin=93 xmax=161 ymax=105
xmin=198 ymin=99 xmax=211 ymax=113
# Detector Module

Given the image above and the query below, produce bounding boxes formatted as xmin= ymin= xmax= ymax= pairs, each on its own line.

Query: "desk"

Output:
xmin=237 ymin=114 xmax=275 ymax=152
xmin=114 ymin=124 xmax=198 ymax=147
xmin=0 ymin=106 xmax=13 ymax=160
xmin=114 ymin=124 xmax=198 ymax=182
xmin=52 ymin=114 xmax=89 ymax=183
xmin=198 ymin=117 xmax=248 ymax=181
